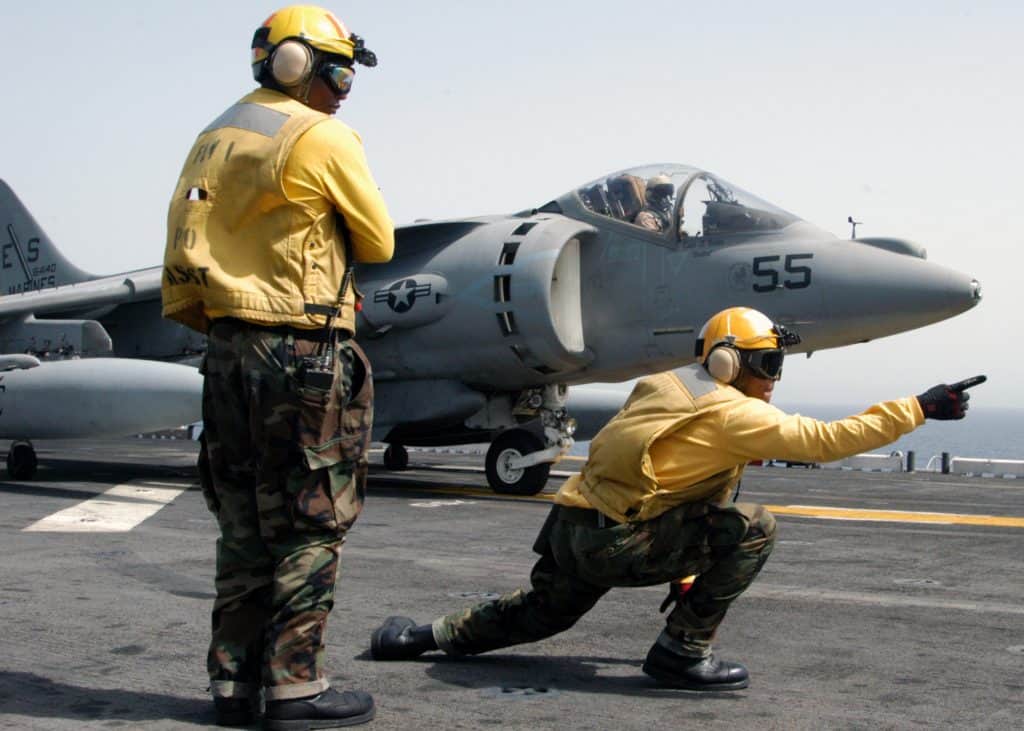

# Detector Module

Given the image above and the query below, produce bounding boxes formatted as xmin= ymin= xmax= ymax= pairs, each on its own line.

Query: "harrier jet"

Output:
xmin=0 ymin=164 xmax=981 ymax=492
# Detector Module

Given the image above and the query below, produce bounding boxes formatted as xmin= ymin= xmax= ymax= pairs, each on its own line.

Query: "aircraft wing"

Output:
xmin=0 ymin=267 xmax=162 ymax=320
xmin=0 ymin=219 xmax=487 ymax=321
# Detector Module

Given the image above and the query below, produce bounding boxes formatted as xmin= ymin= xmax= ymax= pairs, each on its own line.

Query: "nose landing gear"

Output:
xmin=484 ymin=386 xmax=576 ymax=495
xmin=485 ymin=429 xmax=551 ymax=495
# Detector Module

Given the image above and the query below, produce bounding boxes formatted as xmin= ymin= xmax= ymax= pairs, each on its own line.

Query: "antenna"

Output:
xmin=847 ymin=215 xmax=862 ymax=239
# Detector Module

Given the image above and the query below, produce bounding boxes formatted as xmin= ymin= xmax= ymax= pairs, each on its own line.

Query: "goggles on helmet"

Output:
xmin=741 ymin=348 xmax=786 ymax=381
xmin=321 ymin=61 xmax=355 ymax=95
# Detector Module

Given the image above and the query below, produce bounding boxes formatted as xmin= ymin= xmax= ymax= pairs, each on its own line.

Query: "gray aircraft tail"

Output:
xmin=0 ymin=179 xmax=94 ymax=296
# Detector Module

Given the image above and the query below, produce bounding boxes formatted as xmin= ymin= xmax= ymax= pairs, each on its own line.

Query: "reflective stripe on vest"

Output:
xmin=203 ymin=103 xmax=289 ymax=137
xmin=672 ymin=363 xmax=718 ymax=398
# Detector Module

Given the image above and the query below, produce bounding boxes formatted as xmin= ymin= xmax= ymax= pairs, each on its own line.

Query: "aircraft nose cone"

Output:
xmin=946 ymin=273 xmax=983 ymax=315
xmin=803 ymin=247 xmax=982 ymax=350
xmin=862 ymin=260 xmax=981 ymax=323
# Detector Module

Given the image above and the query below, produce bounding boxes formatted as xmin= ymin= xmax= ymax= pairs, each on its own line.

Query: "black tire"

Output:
xmin=7 ymin=442 xmax=38 ymax=480
xmin=383 ymin=444 xmax=409 ymax=471
xmin=485 ymin=430 xmax=550 ymax=495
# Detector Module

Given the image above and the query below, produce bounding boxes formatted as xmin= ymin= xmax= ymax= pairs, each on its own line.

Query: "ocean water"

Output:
xmin=570 ymin=406 xmax=1024 ymax=463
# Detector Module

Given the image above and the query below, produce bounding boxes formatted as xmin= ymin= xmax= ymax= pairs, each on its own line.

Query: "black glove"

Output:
xmin=916 ymin=375 xmax=986 ymax=420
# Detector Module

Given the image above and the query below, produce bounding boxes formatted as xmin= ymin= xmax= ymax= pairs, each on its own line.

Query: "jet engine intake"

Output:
xmin=358 ymin=215 xmax=597 ymax=389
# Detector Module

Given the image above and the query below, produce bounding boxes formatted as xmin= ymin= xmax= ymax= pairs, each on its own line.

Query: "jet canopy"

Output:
xmin=569 ymin=164 xmax=801 ymax=244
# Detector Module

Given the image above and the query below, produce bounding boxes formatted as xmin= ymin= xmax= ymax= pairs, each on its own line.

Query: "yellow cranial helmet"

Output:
xmin=252 ymin=6 xmax=354 ymax=66
xmin=696 ymin=307 xmax=778 ymax=360
xmin=694 ymin=307 xmax=801 ymax=383
xmin=251 ymin=5 xmax=377 ymax=87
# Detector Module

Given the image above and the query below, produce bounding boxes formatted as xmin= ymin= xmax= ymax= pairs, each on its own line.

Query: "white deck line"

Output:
xmin=23 ymin=481 xmax=189 ymax=533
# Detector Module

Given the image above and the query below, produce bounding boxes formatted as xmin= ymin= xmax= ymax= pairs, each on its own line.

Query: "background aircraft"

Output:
xmin=0 ymin=164 xmax=981 ymax=492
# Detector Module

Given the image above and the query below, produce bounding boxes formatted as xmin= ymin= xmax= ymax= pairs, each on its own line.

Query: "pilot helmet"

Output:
xmin=694 ymin=306 xmax=801 ymax=382
xmin=251 ymin=5 xmax=377 ymax=95
xmin=646 ymin=174 xmax=674 ymax=199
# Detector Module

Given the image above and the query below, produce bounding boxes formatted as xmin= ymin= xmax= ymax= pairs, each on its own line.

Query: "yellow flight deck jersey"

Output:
xmin=555 ymin=363 xmax=924 ymax=523
xmin=163 ymin=87 xmax=394 ymax=334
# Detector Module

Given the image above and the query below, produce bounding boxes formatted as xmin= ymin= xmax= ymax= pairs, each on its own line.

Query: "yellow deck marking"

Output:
xmin=765 ymin=504 xmax=1024 ymax=528
xmin=380 ymin=481 xmax=1024 ymax=528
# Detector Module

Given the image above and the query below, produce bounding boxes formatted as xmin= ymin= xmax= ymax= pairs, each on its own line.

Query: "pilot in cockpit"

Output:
xmin=635 ymin=174 xmax=675 ymax=232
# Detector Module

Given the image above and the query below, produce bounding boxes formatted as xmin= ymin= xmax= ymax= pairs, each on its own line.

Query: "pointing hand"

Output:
xmin=916 ymin=375 xmax=987 ymax=420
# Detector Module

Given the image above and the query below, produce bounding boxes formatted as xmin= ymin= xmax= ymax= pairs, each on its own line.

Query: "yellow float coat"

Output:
xmin=556 ymin=364 xmax=924 ymax=523
xmin=163 ymin=88 xmax=393 ymax=334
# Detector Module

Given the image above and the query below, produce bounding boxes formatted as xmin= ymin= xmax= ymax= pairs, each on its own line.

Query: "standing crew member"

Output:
xmin=162 ymin=6 xmax=393 ymax=728
xmin=368 ymin=307 xmax=984 ymax=691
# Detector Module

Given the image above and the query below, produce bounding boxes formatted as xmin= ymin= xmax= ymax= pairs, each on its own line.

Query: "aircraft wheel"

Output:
xmin=485 ymin=430 xmax=550 ymax=496
xmin=383 ymin=444 xmax=409 ymax=471
xmin=7 ymin=441 xmax=38 ymax=481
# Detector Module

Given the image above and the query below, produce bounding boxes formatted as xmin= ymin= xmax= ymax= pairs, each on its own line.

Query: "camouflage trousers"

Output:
xmin=198 ymin=320 xmax=373 ymax=701
xmin=433 ymin=500 xmax=775 ymax=659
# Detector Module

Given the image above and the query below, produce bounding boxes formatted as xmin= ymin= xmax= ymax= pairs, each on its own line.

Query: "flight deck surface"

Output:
xmin=1 ymin=439 xmax=1021 ymax=729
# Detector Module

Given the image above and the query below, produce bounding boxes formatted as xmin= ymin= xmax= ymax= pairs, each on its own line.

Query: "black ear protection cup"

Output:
xmin=706 ymin=345 xmax=741 ymax=384
xmin=270 ymin=40 xmax=314 ymax=86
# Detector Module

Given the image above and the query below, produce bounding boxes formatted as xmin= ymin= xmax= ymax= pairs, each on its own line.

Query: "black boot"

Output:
xmin=642 ymin=641 xmax=749 ymax=691
xmin=214 ymin=696 xmax=255 ymax=727
xmin=263 ymin=688 xmax=374 ymax=730
xmin=370 ymin=616 xmax=437 ymax=660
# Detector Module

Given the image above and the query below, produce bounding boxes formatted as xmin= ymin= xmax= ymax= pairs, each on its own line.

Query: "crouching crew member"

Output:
xmin=368 ymin=306 xmax=983 ymax=691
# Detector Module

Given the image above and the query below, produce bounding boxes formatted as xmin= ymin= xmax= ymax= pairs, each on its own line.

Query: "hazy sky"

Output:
xmin=3 ymin=1 xmax=1021 ymax=408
